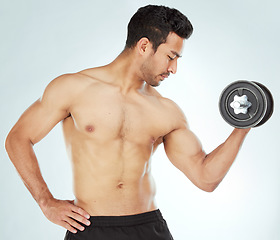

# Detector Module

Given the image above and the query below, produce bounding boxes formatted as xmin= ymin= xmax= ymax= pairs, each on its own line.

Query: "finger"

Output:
xmin=64 ymin=216 xmax=85 ymax=232
xmin=70 ymin=205 xmax=91 ymax=219
xmin=68 ymin=212 xmax=91 ymax=226
xmin=60 ymin=221 xmax=78 ymax=234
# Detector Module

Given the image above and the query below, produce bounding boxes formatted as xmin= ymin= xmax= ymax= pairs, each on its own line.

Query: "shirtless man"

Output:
xmin=5 ymin=5 xmax=250 ymax=240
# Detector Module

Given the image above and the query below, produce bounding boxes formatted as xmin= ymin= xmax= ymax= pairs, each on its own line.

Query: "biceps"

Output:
xmin=163 ymin=128 xmax=206 ymax=173
xmin=11 ymin=99 xmax=68 ymax=144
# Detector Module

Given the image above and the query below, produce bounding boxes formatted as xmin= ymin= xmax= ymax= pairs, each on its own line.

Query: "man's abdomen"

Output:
xmin=74 ymin=172 xmax=157 ymax=216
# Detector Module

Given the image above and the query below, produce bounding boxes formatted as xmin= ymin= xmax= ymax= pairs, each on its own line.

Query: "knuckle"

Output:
xmin=76 ymin=207 xmax=83 ymax=214
xmin=69 ymin=212 xmax=79 ymax=220
xmin=73 ymin=207 xmax=86 ymax=217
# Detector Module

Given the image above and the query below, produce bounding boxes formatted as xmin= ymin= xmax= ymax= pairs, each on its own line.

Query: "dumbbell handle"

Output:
xmin=232 ymin=101 xmax=250 ymax=108
xmin=230 ymin=95 xmax=252 ymax=114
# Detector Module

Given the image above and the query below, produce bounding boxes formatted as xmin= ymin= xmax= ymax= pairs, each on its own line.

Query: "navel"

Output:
xmin=85 ymin=125 xmax=95 ymax=133
xmin=117 ymin=182 xmax=124 ymax=189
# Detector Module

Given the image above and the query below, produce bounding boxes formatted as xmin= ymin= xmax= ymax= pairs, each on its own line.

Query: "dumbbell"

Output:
xmin=219 ymin=80 xmax=274 ymax=128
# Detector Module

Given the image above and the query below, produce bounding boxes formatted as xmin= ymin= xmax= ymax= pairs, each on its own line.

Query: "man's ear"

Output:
xmin=136 ymin=37 xmax=153 ymax=55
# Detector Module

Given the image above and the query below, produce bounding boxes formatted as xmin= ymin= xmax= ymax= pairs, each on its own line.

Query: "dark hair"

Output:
xmin=125 ymin=5 xmax=193 ymax=51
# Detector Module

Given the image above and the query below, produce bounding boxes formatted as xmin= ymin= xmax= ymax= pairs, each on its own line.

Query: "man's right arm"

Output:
xmin=5 ymin=74 xmax=91 ymax=233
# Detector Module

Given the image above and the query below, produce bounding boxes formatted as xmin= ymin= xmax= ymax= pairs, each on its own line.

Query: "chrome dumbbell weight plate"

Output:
xmin=219 ymin=80 xmax=273 ymax=128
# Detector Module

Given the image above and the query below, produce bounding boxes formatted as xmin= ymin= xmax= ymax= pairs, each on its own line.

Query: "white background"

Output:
xmin=1 ymin=0 xmax=279 ymax=239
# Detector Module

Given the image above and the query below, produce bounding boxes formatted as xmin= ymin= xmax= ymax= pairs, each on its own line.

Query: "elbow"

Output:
xmin=196 ymin=178 xmax=220 ymax=192
xmin=5 ymin=130 xmax=19 ymax=156
xmin=200 ymin=184 xmax=218 ymax=193
xmin=196 ymin=183 xmax=218 ymax=193
xmin=5 ymin=131 xmax=14 ymax=153
xmin=5 ymin=129 xmax=32 ymax=155
xmin=188 ymin=171 xmax=220 ymax=192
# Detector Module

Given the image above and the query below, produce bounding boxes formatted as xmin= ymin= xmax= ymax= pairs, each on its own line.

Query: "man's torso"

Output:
xmin=62 ymin=68 xmax=179 ymax=216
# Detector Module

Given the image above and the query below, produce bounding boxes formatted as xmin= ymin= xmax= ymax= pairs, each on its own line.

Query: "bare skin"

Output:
xmin=5 ymin=32 xmax=250 ymax=234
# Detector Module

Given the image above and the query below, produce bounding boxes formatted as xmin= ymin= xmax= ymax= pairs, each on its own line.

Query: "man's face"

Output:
xmin=140 ymin=32 xmax=184 ymax=87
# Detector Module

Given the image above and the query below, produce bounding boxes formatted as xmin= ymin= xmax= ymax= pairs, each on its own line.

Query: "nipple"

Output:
xmin=85 ymin=125 xmax=95 ymax=132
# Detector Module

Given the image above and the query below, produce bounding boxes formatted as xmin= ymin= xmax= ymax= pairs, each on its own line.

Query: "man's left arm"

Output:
xmin=163 ymin=114 xmax=250 ymax=192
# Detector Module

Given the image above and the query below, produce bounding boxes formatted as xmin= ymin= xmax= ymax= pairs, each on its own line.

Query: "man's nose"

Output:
xmin=167 ymin=60 xmax=177 ymax=74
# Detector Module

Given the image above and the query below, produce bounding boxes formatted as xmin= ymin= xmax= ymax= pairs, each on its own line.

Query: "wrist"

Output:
xmin=37 ymin=191 xmax=54 ymax=210
xmin=234 ymin=127 xmax=251 ymax=134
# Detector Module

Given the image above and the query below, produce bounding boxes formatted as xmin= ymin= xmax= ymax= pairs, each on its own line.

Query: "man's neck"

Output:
xmin=106 ymin=49 xmax=146 ymax=94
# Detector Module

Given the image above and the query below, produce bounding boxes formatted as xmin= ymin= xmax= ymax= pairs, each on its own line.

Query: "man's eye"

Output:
xmin=168 ymin=55 xmax=176 ymax=60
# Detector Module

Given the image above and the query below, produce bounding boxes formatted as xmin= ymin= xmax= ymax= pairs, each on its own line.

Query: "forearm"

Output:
xmin=201 ymin=128 xmax=250 ymax=189
xmin=5 ymin=132 xmax=53 ymax=207
xmin=6 ymin=131 xmax=91 ymax=233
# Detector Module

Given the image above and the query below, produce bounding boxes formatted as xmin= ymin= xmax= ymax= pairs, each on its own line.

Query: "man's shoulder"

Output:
xmin=157 ymin=95 xmax=188 ymax=129
xmin=78 ymin=66 xmax=111 ymax=85
xmin=47 ymin=68 xmax=106 ymax=93
xmin=163 ymin=97 xmax=185 ymax=116
xmin=151 ymin=91 xmax=179 ymax=111
xmin=54 ymin=70 xmax=100 ymax=86
xmin=145 ymin=86 xmax=181 ymax=112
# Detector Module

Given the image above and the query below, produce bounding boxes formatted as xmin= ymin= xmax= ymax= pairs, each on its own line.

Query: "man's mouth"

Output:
xmin=160 ymin=73 xmax=170 ymax=80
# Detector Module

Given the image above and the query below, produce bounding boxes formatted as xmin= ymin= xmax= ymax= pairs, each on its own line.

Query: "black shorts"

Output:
xmin=64 ymin=209 xmax=174 ymax=240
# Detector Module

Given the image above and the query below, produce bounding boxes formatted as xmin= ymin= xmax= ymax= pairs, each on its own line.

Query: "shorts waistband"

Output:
xmin=88 ymin=209 xmax=164 ymax=227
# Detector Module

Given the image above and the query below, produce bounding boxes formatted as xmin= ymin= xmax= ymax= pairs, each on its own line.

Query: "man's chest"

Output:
xmin=66 ymin=92 xmax=173 ymax=143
